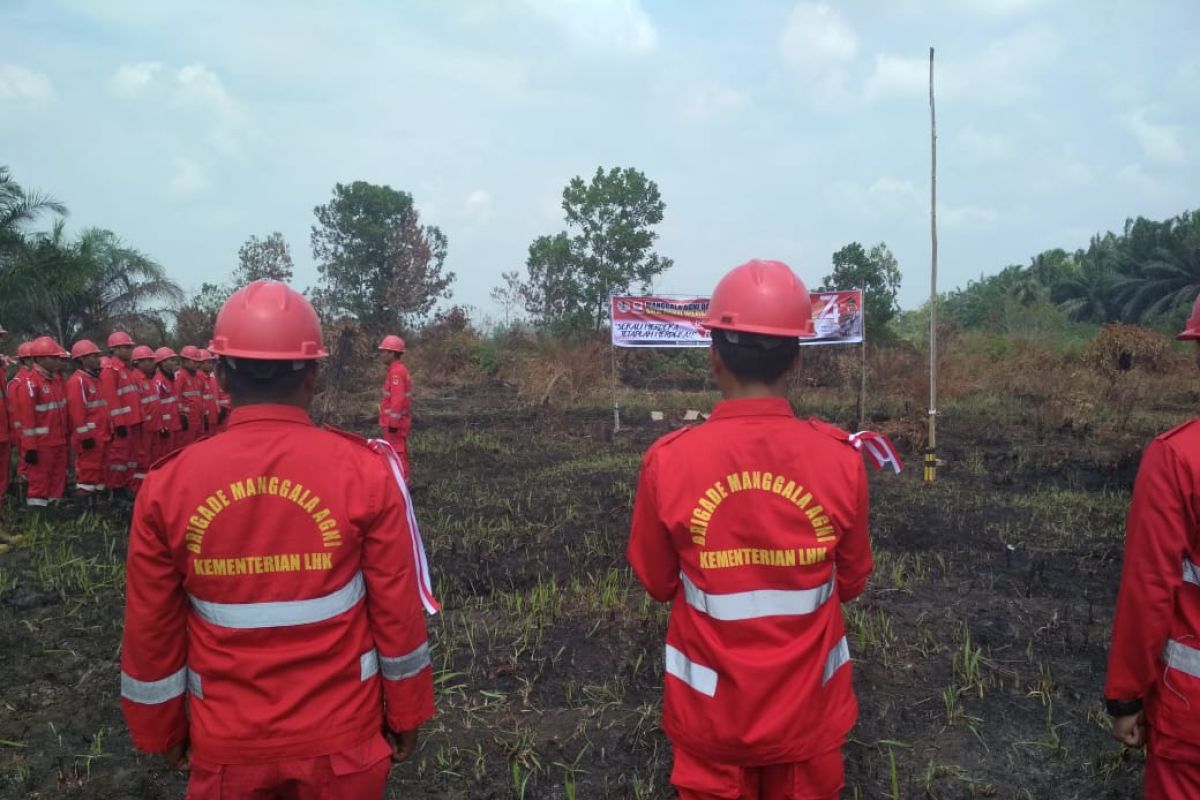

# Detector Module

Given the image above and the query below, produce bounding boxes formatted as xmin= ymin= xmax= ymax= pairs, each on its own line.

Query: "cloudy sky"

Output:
xmin=2 ymin=0 xmax=1197 ymax=318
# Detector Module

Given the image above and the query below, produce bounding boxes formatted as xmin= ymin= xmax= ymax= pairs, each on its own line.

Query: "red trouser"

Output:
xmin=73 ymin=438 xmax=107 ymax=492
xmin=0 ymin=442 xmax=9 ymax=505
xmin=671 ymin=745 xmax=843 ymax=800
xmin=186 ymin=736 xmax=392 ymax=800
xmin=383 ymin=430 xmax=410 ymax=480
xmin=1146 ymin=728 xmax=1200 ymax=799
xmin=106 ymin=430 xmax=132 ymax=489
xmin=131 ymin=424 xmax=150 ymax=493
xmin=25 ymin=444 xmax=68 ymax=507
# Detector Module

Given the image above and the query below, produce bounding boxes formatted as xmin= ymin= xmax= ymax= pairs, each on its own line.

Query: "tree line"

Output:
xmin=3 ymin=161 xmax=1195 ymax=351
xmin=930 ymin=211 xmax=1200 ymax=338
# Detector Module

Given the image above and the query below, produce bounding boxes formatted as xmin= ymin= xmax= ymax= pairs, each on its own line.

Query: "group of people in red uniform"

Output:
xmin=6 ymin=255 xmax=1198 ymax=800
xmin=0 ymin=329 xmax=231 ymax=509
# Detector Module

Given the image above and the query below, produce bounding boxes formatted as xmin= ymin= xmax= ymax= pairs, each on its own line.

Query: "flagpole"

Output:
xmin=925 ymin=46 xmax=939 ymax=483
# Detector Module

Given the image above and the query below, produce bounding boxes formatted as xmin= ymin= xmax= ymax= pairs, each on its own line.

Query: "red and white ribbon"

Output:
xmin=848 ymin=431 xmax=904 ymax=474
xmin=369 ymin=438 xmax=441 ymax=615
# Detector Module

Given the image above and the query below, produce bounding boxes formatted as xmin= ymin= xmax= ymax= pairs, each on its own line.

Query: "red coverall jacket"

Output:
xmin=12 ymin=366 xmax=68 ymax=449
xmin=100 ymin=356 xmax=143 ymax=428
xmin=133 ymin=370 xmax=160 ymax=476
xmin=174 ymin=369 xmax=204 ymax=437
xmin=628 ymin=397 xmax=872 ymax=766
xmin=154 ymin=372 xmax=182 ymax=435
xmin=1107 ymin=419 xmax=1200 ymax=747
xmin=120 ymin=404 xmax=435 ymax=764
xmin=66 ymin=369 xmax=109 ymax=444
xmin=379 ymin=361 xmax=412 ymax=436
xmin=0 ymin=372 xmax=9 ymax=445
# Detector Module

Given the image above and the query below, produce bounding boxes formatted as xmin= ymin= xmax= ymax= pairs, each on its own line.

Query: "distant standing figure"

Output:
xmin=378 ymin=335 xmax=412 ymax=479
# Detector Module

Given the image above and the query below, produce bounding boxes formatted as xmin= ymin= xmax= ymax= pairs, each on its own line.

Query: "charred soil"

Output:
xmin=0 ymin=385 xmax=1157 ymax=798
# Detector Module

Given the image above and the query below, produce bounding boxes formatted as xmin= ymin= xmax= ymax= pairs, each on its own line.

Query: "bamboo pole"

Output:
xmin=925 ymin=46 xmax=939 ymax=483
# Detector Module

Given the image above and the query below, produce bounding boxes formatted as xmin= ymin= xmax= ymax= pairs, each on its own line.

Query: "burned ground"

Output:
xmin=0 ymin=382 xmax=1166 ymax=799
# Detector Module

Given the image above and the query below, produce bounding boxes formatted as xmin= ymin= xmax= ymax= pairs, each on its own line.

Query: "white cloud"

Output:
xmin=940 ymin=204 xmax=999 ymax=230
xmin=1116 ymin=163 xmax=1165 ymax=196
xmin=0 ymin=64 xmax=54 ymax=104
xmin=956 ymin=125 xmax=1013 ymax=161
xmin=167 ymin=157 xmax=208 ymax=197
xmin=779 ymin=3 xmax=858 ymax=69
xmin=864 ymin=54 xmax=928 ymax=101
xmin=1124 ymin=109 xmax=1187 ymax=165
xmin=868 ymin=27 xmax=1059 ymax=106
xmin=778 ymin=3 xmax=859 ymax=104
xmin=465 ymin=189 xmax=493 ymax=221
xmin=171 ymin=63 xmax=251 ymax=156
xmin=684 ymin=84 xmax=749 ymax=121
xmin=523 ymin=0 xmax=657 ymax=54
xmin=111 ymin=62 xmax=162 ymax=98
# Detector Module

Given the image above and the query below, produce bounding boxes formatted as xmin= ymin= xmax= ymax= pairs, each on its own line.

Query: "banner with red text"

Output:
xmin=610 ymin=291 xmax=863 ymax=348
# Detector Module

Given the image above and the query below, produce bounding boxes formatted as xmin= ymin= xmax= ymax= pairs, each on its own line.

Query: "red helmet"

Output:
xmin=29 ymin=335 xmax=66 ymax=358
xmin=180 ymin=345 xmax=204 ymax=361
xmin=107 ymin=331 xmax=135 ymax=348
xmin=17 ymin=342 xmax=31 ymax=359
xmin=154 ymin=346 xmax=178 ymax=363
xmin=70 ymin=339 xmax=102 ymax=359
xmin=378 ymin=335 xmax=406 ymax=353
xmin=131 ymin=345 xmax=156 ymax=361
xmin=209 ymin=281 xmax=327 ymax=360
xmin=198 ymin=347 xmax=214 ymax=361
xmin=1178 ymin=293 xmax=1200 ymax=341
xmin=702 ymin=260 xmax=815 ymax=338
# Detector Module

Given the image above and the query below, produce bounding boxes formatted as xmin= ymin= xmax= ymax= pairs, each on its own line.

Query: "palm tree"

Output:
xmin=1114 ymin=213 xmax=1200 ymax=323
xmin=1054 ymin=235 xmax=1126 ymax=323
xmin=0 ymin=166 xmax=66 ymax=253
xmin=2 ymin=224 xmax=183 ymax=342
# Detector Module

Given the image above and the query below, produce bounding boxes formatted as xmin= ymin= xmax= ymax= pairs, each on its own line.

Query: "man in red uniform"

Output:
xmin=8 ymin=342 xmax=32 ymax=494
xmin=121 ymin=281 xmax=436 ymax=799
xmin=153 ymin=347 xmax=183 ymax=454
xmin=1106 ymin=293 xmax=1200 ymax=798
xmin=377 ymin=335 xmax=412 ymax=478
xmin=174 ymin=345 xmax=205 ymax=447
xmin=130 ymin=345 xmax=161 ymax=492
xmin=0 ymin=323 xmax=9 ymax=507
xmin=12 ymin=336 xmax=70 ymax=509
xmin=65 ymin=339 xmax=109 ymax=498
xmin=197 ymin=348 xmax=222 ymax=438
xmin=627 ymin=261 xmax=874 ymax=800
xmin=101 ymin=331 xmax=143 ymax=499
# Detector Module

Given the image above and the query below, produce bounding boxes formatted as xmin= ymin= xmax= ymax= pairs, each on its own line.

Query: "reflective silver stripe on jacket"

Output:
xmin=822 ymin=636 xmax=851 ymax=685
xmin=380 ymin=642 xmax=431 ymax=680
xmin=679 ymin=571 xmax=835 ymax=622
xmin=665 ymin=643 xmax=718 ymax=697
xmin=187 ymin=670 xmax=204 ymax=700
xmin=385 ymin=411 xmax=407 ymax=419
xmin=1184 ymin=558 xmax=1200 ymax=588
xmin=1164 ymin=639 xmax=1200 ymax=679
xmin=360 ymin=649 xmax=380 ymax=681
xmin=141 ymin=396 xmax=155 ymax=405
xmin=189 ymin=571 xmax=365 ymax=629
xmin=182 ymin=391 xmax=201 ymax=397
xmin=160 ymin=397 xmax=177 ymax=404
xmin=24 ymin=426 xmax=50 ymax=436
xmin=74 ymin=425 xmax=91 ymax=434
xmin=162 ymin=413 xmax=173 ymax=420
xmin=117 ymin=384 xmax=139 ymax=395
xmin=121 ymin=666 xmax=187 ymax=704
xmin=85 ymin=399 xmax=107 ymax=409
xmin=34 ymin=399 xmax=66 ymax=412
xmin=109 ymin=405 xmax=132 ymax=416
